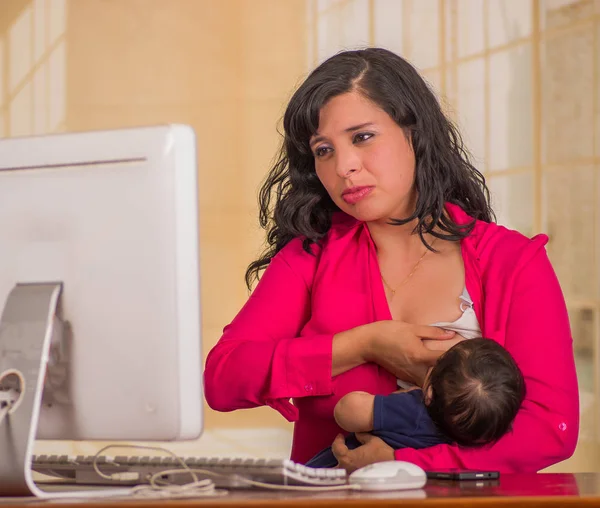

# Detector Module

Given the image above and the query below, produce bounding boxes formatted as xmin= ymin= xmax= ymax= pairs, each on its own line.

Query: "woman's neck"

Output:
xmin=367 ymin=217 xmax=427 ymax=258
xmin=364 ymin=192 xmax=428 ymax=256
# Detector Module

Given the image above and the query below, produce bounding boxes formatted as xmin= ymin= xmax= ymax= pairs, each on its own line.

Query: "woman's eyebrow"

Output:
xmin=309 ymin=122 xmax=375 ymax=148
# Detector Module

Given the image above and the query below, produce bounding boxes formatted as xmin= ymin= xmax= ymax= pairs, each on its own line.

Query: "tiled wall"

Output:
xmin=309 ymin=0 xmax=600 ymax=472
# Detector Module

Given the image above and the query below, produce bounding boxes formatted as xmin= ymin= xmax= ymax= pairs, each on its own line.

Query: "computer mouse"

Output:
xmin=348 ymin=461 xmax=427 ymax=491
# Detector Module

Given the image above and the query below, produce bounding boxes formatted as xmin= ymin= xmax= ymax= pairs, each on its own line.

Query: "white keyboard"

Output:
xmin=32 ymin=454 xmax=348 ymax=488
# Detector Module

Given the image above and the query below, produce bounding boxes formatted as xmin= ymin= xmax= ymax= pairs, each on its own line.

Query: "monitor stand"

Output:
xmin=0 ymin=283 xmax=130 ymax=499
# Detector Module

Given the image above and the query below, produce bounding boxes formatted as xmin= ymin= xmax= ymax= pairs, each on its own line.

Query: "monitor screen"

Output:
xmin=0 ymin=124 xmax=203 ymax=496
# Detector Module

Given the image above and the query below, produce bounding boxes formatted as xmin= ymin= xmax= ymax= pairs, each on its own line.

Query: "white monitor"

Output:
xmin=0 ymin=125 xmax=203 ymax=497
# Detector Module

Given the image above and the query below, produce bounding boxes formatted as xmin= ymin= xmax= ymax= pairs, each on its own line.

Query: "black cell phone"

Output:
xmin=426 ymin=469 xmax=500 ymax=481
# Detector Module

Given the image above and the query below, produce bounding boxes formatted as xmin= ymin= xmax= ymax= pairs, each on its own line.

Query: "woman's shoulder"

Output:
xmin=447 ymin=202 xmax=549 ymax=271
xmin=277 ymin=212 xmax=360 ymax=258
xmin=274 ymin=212 xmax=361 ymax=281
xmin=468 ymin=218 xmax=550 ymax=277
xmin=473 ymin=220 xmax=547 ymax=259
xmin=274 ymin=237 xmax=321 ymax=287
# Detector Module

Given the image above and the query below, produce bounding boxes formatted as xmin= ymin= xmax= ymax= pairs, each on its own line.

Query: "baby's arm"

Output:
xmin=333 ymin=391 xmax=375 ymax=432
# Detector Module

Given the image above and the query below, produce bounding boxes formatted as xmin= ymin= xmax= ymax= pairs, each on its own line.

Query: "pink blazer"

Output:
xmin=204 ymin=203 xmax=579 ymax=471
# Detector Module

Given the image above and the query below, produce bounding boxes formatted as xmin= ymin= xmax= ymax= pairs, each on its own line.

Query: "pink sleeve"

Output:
xmin=395 ymin=248 xmax=579 ymax=472
xmin=204 ymin=240 xmax=334 ymax=422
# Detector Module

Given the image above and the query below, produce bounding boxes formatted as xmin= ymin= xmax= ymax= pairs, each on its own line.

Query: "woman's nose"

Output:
xmin=334 ymin=148 xmax=361 ymax=178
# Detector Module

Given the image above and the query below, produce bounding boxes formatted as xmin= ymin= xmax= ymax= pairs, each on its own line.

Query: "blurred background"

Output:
xmin=0 ymin=0 xmax=598 ymax=472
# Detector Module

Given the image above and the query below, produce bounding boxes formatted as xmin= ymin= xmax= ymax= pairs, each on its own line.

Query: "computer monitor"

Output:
xmin=0 ymin=125 xmax=203 ymax=497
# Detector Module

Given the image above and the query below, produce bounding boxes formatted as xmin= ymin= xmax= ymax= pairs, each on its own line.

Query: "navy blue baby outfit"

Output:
xmin=305 ymin=389 xmax=447 ymax=468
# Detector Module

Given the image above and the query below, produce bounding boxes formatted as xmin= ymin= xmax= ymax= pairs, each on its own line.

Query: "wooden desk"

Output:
xmin=2 ymin=473 xmax=600 ymax=507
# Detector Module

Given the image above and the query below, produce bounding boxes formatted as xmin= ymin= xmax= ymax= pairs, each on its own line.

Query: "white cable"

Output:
xmin=0 ymin=385 xmax=19 ymax=425
xmin=237 ymin=478 xmax=360 ymax=492
xmin=0 ymin=405 xmax=9 ymax=426
xmin=0 ymin=388 xmax=20 ymax=405
xmin=89 ymin=444 xmax=226 ymax=500
xmin=130 ymin=476 xmax=227 ymax=499
xmin=0 ymin=369 xmax=25 ymax=413
xmin=90 ymin=444 xmax=358 ymax=500
xmin=91 ymin=444 xmax=198 ymax=484
xmin=139 ymin=468 xmax=359 ymax=496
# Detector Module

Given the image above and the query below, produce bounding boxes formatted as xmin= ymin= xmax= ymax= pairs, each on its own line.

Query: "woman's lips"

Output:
xmin=341 ymin=186 xmax=374 ymax=204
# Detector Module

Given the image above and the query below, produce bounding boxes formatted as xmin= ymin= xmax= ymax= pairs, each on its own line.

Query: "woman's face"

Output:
xmin=310 ymin=91 xmax=416 ymax=223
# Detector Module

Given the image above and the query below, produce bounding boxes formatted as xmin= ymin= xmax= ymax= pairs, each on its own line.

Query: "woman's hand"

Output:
xmin=422 ymin=335 xmax=465 ymax=352
xmin=332 ymin=433 xmax=395 ymax=473
xmin=363 ymin=321 xmax=455 ymax=385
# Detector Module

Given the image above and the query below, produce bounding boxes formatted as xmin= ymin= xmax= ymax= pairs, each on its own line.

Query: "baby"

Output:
xmin=306 ymin=338 xmax=526 ymax=468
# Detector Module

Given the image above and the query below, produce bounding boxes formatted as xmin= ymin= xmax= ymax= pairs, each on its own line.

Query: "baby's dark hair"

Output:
xmin=424 ymin=338 xmax=525 ymax=447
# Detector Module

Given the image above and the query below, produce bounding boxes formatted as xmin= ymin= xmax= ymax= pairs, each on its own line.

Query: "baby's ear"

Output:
xmin=423 ymin=385 xmax=433 ymax=404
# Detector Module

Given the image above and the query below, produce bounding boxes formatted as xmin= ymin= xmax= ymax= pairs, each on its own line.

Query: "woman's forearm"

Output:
xmin=331 ymin=323 xmax=378 ymax=376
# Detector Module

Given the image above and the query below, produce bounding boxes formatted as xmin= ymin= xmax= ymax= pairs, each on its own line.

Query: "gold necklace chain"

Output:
xmin=381 ymin=238 xmax=437 ymax=298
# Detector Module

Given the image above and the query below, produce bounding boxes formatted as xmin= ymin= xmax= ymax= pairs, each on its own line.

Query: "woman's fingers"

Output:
xmin=333 ymin=433 xmax=396 ymax=472
xmin=413 ymin=325 xmax=456 ymax=340
xmin=423 ymin=335 xmax=465 ymax=352
xmin=355 ymin=432 xmax=375 ymax=445
xmin=420 ymin=347 xmax=444 ymax=364
xmin=331 ymin=433 xmax=349 ymax=460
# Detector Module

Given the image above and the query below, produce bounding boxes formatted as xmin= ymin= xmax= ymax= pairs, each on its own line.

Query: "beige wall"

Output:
xmin=0 ymin=0 xmax=306 ymax=449
xmin=66 ymin=0 xmax=306 ymax=432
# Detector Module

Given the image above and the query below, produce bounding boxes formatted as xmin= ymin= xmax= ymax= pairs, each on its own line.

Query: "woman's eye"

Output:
xmin=314 ymin=146 xmax=331 ymax=158
xmin=353 ymin=132 xmax=374 ymax=143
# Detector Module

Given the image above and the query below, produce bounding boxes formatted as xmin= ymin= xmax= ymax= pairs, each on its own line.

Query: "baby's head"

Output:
xmin=424 ymin=338 xmax=525 ymax=447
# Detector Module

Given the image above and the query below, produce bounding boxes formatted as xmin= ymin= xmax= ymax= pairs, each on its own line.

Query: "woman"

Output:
xmin=204 ymin=48 xmax=578 ymax=473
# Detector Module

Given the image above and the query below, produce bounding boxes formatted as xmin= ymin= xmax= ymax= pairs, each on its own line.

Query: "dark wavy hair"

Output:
xmin=424 ymin=338 xmax=526 ymax=447
xmin=246 ymin=47 xmax=494 ymax=288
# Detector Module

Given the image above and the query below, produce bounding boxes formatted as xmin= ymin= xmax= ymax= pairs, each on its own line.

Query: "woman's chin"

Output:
xmin=341 ymin=205 xmax=389 ymax=223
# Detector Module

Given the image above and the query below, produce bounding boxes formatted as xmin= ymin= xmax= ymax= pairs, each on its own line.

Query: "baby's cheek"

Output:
xmin=422 ymin=335 xmax=466 ymax=352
